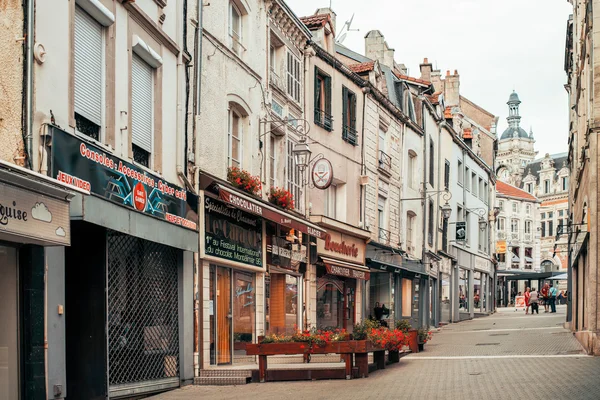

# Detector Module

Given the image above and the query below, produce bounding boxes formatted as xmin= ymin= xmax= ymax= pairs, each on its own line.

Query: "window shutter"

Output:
xmin=131 ymin=54 xmax=153 ymax=153
xmin=342 ymin=87 xmax=348 ymax=127
xmin=74 ymin=6 xmax=103 ymax=125
xmin=314 ymin=67 xmax=320 ymax=110
xmin=350 ymin=92 xmax=356 ymax=129
xmin=325 ymin=76 xmax=332 ymax=115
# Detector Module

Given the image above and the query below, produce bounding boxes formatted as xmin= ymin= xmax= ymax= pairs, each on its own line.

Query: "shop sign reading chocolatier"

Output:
xmin=204 ymin=196 xmax=262 ymax=267
xmin=50 ymin=127 xmax=198 ymax=230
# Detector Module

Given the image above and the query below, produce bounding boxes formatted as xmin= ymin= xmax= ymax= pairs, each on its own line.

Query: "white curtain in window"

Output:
xmin=74 ymin=6 xmax=103 ymax=125
xmin=131 ymin=54 xmax=154 ymax=153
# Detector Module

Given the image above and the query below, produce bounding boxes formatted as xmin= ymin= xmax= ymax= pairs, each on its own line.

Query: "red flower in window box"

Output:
xmin=268 ymin=187 xmax=295 ymax=210
xmin=227 ymin=167 xmax=262 ymax=196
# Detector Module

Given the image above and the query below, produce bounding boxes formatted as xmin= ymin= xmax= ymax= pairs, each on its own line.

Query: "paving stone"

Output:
xmin=151 ymin=305 xmax=599 ymax=400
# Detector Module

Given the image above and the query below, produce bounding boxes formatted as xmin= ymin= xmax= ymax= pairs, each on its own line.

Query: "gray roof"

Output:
xmin=500 ymin=126 xmax=530 ymax=140
xmin=523 ymin=153 xmax=569 ymax=185
xmin=335 ymin=43 xmax=371 ymax=63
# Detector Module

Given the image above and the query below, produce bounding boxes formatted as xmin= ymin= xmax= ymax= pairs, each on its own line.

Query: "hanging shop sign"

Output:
xmin=311 ymin=158 xmax=333 ymax=190
xmin=50 ymin=127 xmax=198 ymax=230
xmin=0 ymin=182 xmax=70 ymax=246
xmin=455 ymin=222 xmax=466 ymax=242
xmin=204 ymin=196 xmax=262 ymax=267
xmin=267 ymin=235 xmax=307 ymax=271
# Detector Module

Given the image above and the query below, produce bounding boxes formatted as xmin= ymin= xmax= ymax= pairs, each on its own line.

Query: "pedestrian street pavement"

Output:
xmin=152 ymin=305 xmax=600 ymax=400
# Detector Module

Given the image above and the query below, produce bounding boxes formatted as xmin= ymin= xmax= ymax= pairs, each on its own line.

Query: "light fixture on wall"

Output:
xmin=466 ymin=207 xmax=489 ymax=231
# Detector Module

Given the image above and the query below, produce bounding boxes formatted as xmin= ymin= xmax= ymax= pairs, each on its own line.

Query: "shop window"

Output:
xmin=317 ymin=280 xmax=344 ymax=329
xmin=265 ymin=273 xmax=298 ymax=335
xmin=401 ymin=278 xmax=412 ymax=317
xmin=459 ymin=269 xmax=469 ymax=312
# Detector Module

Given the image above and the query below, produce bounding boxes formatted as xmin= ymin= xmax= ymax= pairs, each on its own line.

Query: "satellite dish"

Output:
xmin=337 ymin=33 xmax=347 ymax=44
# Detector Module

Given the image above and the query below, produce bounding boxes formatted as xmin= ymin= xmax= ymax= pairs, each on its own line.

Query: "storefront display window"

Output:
xmin=401 ymin=278 xmax=412 ymax=317
xmin=369 ymin=272 xmax=392 ymax=322
xmin=265 ymin=273 xmax=300 ymax=335
xmin=473 ymin=272 xmax=482 ymax=313
xmin=459 ymin=269 xmax=469 ymax=312
xmin=317 ymin=277 xmax=344 ymax=329
xmin=441 ymin=273 xmax=451 ymax=323
xmin=233 ymin=271 xmax=255 ymax=358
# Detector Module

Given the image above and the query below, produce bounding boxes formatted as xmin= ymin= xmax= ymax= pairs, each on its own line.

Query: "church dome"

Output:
xmin=508 ymin=91 xmax=520 ymax=103
xmin=500 ymin=126 xmax=529 ymax=140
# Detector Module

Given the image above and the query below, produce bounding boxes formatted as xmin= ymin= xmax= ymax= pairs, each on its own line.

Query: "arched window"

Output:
xmin=227 ymin=101 xmax=249 ymax=168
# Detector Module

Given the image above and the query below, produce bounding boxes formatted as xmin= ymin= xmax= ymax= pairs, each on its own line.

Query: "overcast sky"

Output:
xmin=286 ymin=0 xmax=573 ymax=157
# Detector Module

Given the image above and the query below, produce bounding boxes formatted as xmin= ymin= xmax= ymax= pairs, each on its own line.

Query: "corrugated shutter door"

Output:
xmin=131 ymin=54 xmax=153 ymax=153
xmin=74 ymin=6 xmax=103 ymax=125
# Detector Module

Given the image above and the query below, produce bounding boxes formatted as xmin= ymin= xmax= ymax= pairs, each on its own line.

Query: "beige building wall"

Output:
xmin=0 ymin=0 xmax=25 ymax=165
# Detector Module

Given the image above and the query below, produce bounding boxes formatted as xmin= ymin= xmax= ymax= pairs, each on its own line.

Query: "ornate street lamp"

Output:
xmin=441 ymin=201 xmax=452 ymax=220
xmin=292 ymin=140 xmax=312 ymax=173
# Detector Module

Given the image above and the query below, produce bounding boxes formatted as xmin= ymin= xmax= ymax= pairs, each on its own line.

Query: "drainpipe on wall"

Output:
xmin=24 ymin=0 xmax=35 ymax=170
xmin=421 ymin=107 xmax=428 ymax=329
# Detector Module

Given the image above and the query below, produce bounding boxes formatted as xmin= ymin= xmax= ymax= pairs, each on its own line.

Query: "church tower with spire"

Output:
xmin=495 ymin=91 xmax=537 ymax=186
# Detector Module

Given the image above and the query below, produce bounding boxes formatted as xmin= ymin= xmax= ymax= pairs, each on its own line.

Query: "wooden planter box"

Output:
xmin=405 ymin=329 xmax=419 ymax=353
xmin=245 ymin=340 xmax=385 ymax=382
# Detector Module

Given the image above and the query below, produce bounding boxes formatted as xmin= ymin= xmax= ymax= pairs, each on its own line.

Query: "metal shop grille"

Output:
xmin=107 ymin=231 xmax=180 ymax=386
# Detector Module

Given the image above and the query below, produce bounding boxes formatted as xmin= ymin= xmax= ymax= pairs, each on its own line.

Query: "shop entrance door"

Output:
xmin=343 ymin=280 xmax=356 ymax=331
xmin=216 ymin=267 xmax=232 ymax=364
xmin=0 ymin=246 xmax=18 ymax=400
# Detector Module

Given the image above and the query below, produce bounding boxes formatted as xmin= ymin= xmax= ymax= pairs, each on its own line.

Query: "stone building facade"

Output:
xmin=564 ymin=0 xmax=599 ymax=355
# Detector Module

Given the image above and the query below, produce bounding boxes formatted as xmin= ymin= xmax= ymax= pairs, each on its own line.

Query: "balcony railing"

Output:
xmin=498 ymin=262 xmax=506 ymax=270
xmin=524 ymin=233 xmax=532 ymax=242
xmin=378 ymin=150 xmax=392 ymax=175
xmin=315 ymin=109 xmax=333 ymax=131
xmin=378 ymin=228 xmax=391 ymax=245
xmin=342 ymin=125 xmax=358 ymax=145
xmin=510 ymin=233 xmax=519 ymax=241
xmin=270 ymin=68 xmax=286 ymax=93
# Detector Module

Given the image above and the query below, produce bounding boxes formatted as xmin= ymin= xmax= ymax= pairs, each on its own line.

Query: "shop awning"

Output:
xmin=524 ymin=256 xmax=534 ymax=263
xmin=512 ymin=254 xmax=520 ymax=263
xmin=367 ymin=258 xmax=402 ymax=274
xmin=320 ymin=256 xmax=370 ymax=280
xmin=551 ymin=273 xmax=568 ymax=280
xmin=216 ymin=186 xmax=327 ymax=239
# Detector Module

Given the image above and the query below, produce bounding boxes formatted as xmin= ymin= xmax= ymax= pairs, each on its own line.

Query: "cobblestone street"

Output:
xmin=151 ymin=306 xmax=598 ymax=400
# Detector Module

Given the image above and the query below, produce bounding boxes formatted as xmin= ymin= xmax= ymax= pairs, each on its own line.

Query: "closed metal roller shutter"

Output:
xmin=74 ymin=6 xmax=103 ymax=126
xmin=131 ymin=54 xmax=154 ymax=153
xmin=107 ymin=231 xmax=179 ymax=396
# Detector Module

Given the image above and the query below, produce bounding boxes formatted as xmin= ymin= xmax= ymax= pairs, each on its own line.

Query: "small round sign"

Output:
xmin=311 ymin=158 xmax=333 ymax=190
xmin=133 ymin=182 xmax=147 ymax=212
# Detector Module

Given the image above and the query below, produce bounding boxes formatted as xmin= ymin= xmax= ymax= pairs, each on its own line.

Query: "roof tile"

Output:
xmin=463 ymin=127 xmax=473 ymax=139
xmin=497 ymin=181 xmax=538 ymax=201
xmin=393 ymin=71 xmax=432 ymax=86
xmin=349 ymin=61 xmax=374 ymax=74
xmin=299 ymin=14 xmax=331 ymax=30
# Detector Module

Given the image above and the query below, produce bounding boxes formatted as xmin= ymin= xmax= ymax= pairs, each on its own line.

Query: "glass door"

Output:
xmin=216 ymin=267 xmax=232 ymax=365
xmin=0 ymin=246 xmax=18 ymax=400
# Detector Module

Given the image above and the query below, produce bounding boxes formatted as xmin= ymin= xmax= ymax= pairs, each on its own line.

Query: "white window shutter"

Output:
xmin=131 ymin=54 xmax=154 ymax=153
xmin=74 ymin=6 xmax=103 ymax=126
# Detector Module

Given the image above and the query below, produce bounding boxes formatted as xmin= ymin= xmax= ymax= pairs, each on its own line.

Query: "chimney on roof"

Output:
xmin=316 ymin=8 xmax=336 ymax=34
xmin=365 ymin=30 xmax=395 ymax=69
xmin=420 ymin=58 xmax=432 ymax=82
xmin=445 ymin=69 xmax=460 ymax=107
xmin=430 ymin=69 xmax=443 ymax=92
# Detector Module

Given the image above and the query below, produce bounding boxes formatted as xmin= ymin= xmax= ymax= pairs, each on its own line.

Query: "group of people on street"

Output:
xmin=524 ymin=282 xmax=559 ymax=314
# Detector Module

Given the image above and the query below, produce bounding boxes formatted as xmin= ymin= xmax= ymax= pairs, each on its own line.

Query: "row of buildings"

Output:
xmin=0 ymin=0 xmax=514 ymax=398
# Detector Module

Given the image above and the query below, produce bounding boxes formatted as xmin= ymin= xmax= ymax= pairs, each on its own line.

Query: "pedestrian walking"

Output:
xmin=529 ymin=288 xmax=540 ymax=314
xmin=541 ymin=282 xmax=550 ymax=313
xmin=524 ymin=287 xmax=531 ymax=314
xmin=549 ymin=283 xmax=558 ymax=313
xmin=558 ymin=290 xmax=565 ymax=305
